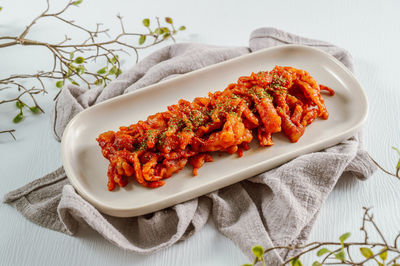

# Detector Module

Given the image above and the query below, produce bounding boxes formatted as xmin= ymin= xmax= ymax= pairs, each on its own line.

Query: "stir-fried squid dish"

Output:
xmin=97 ymin=66 xmax=335 ymax=191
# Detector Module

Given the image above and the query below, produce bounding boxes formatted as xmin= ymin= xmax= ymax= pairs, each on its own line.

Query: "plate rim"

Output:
xmin=61 ymin=44 xmax=368 ymax=217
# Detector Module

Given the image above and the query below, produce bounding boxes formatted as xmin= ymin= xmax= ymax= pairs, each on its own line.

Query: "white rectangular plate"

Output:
xmin=61 ymin=45 xmax=368 ymax=217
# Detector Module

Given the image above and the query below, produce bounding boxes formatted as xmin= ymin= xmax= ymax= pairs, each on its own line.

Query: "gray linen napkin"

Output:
xmin=3 ymin=28 xmax=376 ymax=265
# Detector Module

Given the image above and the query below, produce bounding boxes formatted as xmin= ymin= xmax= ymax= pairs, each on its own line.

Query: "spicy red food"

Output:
xmin=97 ymin=66 xmax=334 ymax=191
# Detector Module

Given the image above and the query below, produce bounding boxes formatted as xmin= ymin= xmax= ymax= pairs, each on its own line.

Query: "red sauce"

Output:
xmin=97 ymin=66 xmax=334 ymax=190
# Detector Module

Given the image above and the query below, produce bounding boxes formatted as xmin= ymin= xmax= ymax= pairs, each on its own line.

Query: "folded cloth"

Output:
xmin=3 ymin=27 xmax=376 ymax=265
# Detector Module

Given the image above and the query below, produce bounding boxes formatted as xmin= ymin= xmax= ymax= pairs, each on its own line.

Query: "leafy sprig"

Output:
xmin=244 ymin=208 xmax=400 ymax=265
xmin=243 ymin=148 xmax=400 ymax=266
xmin=0 ymin=0 xmax=185 ymax=129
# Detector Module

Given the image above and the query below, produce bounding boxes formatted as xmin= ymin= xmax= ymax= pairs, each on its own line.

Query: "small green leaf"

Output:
xmin=179 ymin=25 xmax=186 ymax=31
xmin=335 ymin=250 xmax=345 ymax=262
xmin=16 ymin=100 xmax=24 ymax=109
xmin=312 ymin=262 xmax=322 ymax=266
xmin=290 ymin=258 xmax=302 ymax=266
xmin=13 ymin=112 xmax=24 ymax=123
xmin=116 ymin=68 xmax=122 ymax=77
xmin=165 ymin=17 xmax=173 ymax=24
xmin=360 ymin=247 xmax=373 ymax=259
xmin=94 ymin=79 xmax=103 ymax=86
xmin=68 ymin=78 xmax=79 ymax=86
xmin=142 ymin=18 xmax=150 ymax=27
xmin=251 ymin=246 xmax=264 ymax=258
xmin=0 ymin=7 xmax=3 ymax=12
xmin=379 ymin=248 xmax=387 ymax=261
xmin=138 ymin=35 xmax=146 ymax=45
xmin=162 ymin=27 xmax=170 ymax=33
xmin=339 ymin=232 xmax=351 ymax=243
xmin=110 ymin=55 xmax=119 ymax=64
xmin=393 ymin=147 xmax=400 ymax=170
xmin=154 ymin=28 xmax=164 ymax=35
xmin=66 ymin=69 xmax=72 ymax=78
xmin=74 ymin=56 xmax=85 ymax=64
xmin=76 ymin=65 xmax=85 ymax=75
xmin=29 ymin=106 xmax=41 ymax=114
xmin=108 ymin=66 xmax=117 ymax=75
xmin=56 ymin=80 xmax=64 ymax=88
xmin=69 ymin=52 xmax=75 ymax=60
xmin=97 ymin=67 xmax=108 ymax=75
xmin=162 ymin=33 xmax=170 ymax=39
xmin=73 ymin=0 xmax=83 ymax=5
xmin=317 ymin=248 xmax=330 ymax=257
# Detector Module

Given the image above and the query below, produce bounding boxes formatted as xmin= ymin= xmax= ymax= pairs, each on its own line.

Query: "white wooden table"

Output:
xmin=1 ymin=0 xmax=400 ymax=265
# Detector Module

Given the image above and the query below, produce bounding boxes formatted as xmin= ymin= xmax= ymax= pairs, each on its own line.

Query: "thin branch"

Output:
xmin=360 ymin=207 xmax=370 ymax=244
xmin=363 ymin=207 xmax=389 ymax=247
xmin=345 ymin=246 xmax=353 ymax=262
xmin=387 ymin=253 xmax=400 ymax=265
xmin=320 ymin=247 xmax=342 ymax=264
xmin=368 ymin=153 xmax=400 ymax=179
xmin=18 ymin=0 xmax=50 ymax=40
xmin=0 ymin=0 xmax=185 ymax=131
xmin=247 ymin=206 xmax=400 ymax=266
xmin=0 ymin=130 xmax=16 ymax=140
xmin=395 ymin=233 xmax=400 ymax=249
xmin=0 ymin=86 xmax=45 ymax=105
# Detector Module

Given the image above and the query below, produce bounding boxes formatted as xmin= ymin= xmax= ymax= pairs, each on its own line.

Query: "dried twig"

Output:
xmin=368 ymin=153 xmax=400 ymax=179
xmin=0 ymin=130 xmax=16 ymax=140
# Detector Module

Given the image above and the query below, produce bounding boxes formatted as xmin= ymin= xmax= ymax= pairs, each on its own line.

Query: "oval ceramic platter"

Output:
xmin=61 ymin=45 xmax=368 ymax=217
